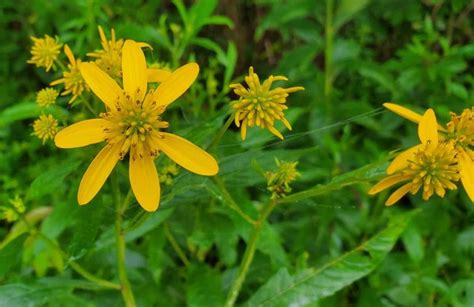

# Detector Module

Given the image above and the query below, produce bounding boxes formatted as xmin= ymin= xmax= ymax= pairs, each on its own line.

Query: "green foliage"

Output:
xmin=1 ymin=0 xmax=473 ymax=306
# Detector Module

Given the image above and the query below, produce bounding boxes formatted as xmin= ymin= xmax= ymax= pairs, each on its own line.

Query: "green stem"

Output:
xmin=324 ymin=0 xmax=334 ymax=117
xmin=9 ymin=205 xmax=120 ymax=290
xmin=213 ymin=176 xmax=256 ymax=225
xmin=225 ymin=199 xmax=277 ymax=307
xmin=164 ymin=222 xmax=190 ymax=267
xmin=112 ymin=178 xmax=136 ymax=307
xmin=206 ymin=114 xmax=235 ymax=150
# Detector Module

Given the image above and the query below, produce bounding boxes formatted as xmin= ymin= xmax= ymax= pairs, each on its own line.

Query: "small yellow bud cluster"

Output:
xmin=36 ymin=88 xmax=59 ymax=108
xmin=1 ymin=195 xmax=25 ymax=223
xmin=266 ymin=159 xmax=300 ymax=199
xmin=32 ymin=114 xmax=59 ymax=144
xmin=159 ymin=162 xmax=179 ymax=186
xmin=27 ymin=35 xmax=62 ymax=72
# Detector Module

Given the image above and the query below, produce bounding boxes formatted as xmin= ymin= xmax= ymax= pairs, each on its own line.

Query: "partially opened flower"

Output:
xmin=54 ymin=40 xmax=218 ymax=211
xmin=369 ymin=109 xmax=463 ymax=205
xmin=27 ymin=35 xmax=62 ymax=72
xmin=383 ymin=103 xmax=474 ymax=202
xmin=230 ymin=67 xmax=304 ymax=140
xmin=50 ymin=45 xmax=88 ymax=104
xmin=87 ymin=26 xmax=124 ymax=80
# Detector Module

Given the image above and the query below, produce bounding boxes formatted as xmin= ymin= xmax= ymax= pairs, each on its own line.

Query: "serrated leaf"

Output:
xmin=245 ymin=211 xmax=417 ymax=306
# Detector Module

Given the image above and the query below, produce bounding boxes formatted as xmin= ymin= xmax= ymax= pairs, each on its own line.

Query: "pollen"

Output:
xmin=230 ymin=67 xmax=304 ymax=140
xmin=101 ymin=89 xmax=169 ymax=160
xmin=27 ymin=35 xmax=62 ymax=72
xmin=36 ymin=87 xmax=59 ymax=108
xmin=33 ymin=114 xmax=59 ymax=143
xmin=87 ymin=26 xmax=124 ymax=80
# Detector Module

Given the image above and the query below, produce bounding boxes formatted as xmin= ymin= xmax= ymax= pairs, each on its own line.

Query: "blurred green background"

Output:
xmin=1 ymin=0 xmax=474 ymax=306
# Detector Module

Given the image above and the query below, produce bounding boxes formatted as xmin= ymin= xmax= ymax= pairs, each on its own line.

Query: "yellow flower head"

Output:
xmin=36 ymin=88 xmax=59 ymax=108
xmin=33 ymin=114 xmax=59 ymax=143
xmin=266 ymin=159 xmax=299 ymax=199
xmin=54 ymin=40 xmax=218 ymax=212
xmin=87 ymin=26 xmax=124 ymax=80
xmin=369 ymin=109 xmax=469 ymax=205
xmin=383 ymin=103 xmax=474 ymax=202
xmin=50 ymin=45 xmax=88 ymax=104
xmin=27 ymin=35 xmax=62 ymax=72
xmin=230 ymin=67 xmax=304 ymax=140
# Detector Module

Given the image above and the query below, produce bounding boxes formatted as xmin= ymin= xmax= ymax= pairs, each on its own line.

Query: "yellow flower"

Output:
xmin=87 ymin=26 xmax=124 ymax=80
xmin=33 ymin=114 xmax=59 ymax=143
xmin=384 ymin=103 xmax=474 ymax=201
xmin=50 ymin=45 xmax=88 ymax=104
xmin=54 ymin=40 xmax=219 ymax=212
xmin=36 ymin=88 xmax=59 ymax=108
xmin=230 ymin=67 xmax=304 ymax=140
xmin=369 ymin=109 xmax=470 ymax=205
xmin=27 ymin=35 xmax=62 ymax=72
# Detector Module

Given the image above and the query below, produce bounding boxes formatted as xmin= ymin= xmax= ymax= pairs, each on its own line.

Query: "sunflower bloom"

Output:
xmin=50 ymin=45 xmax=88 ymax=104
xmin=384 ymin=103 xmax=474 ymax=201
xmin=27 ymin=35 xmax=62 ymax=72
xmin=54 ymin=40 xmax=218 ymax=212
xmin=87 ymin=26 xmax=124 ymax=80
xmin=230 ymin=67 xmax=304 ymax=140
xmin=369 ymin=109 xmax=465 ymax=205
xmin=36 ymin=88 xmax=59 ymax=108
xmin=33 ymin=114 xmax=59 ymax=143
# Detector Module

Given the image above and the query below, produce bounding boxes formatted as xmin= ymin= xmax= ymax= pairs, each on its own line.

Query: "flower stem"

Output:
xmin=112 ymin=178 xmax=136 ymax=307
xmin=213 ymin=176 xmax=256 ymax=225
xmin=164 ymin=222 xmax=190 ymax=267
xmin=206 ymin=114 xmax=235 ymax=150
xmin=225 ymin=199 xmax=277 ymax=307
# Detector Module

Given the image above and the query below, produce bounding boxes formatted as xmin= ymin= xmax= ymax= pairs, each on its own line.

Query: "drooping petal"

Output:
xmin=386 ymin=144 xmax=423 ymax=174
xmin=147 ymin=69 xmax=172 ymax=83
xmin=459 ymin=150 xmax=474 ymax=202
xmin=55 ymin=119 xmax=108 ymax=148
xmin=64 ymin=44 xmax=76 ymax=66
xmin=418 ymin=108 xmax=438 ymax=146
xmin=80 ymin=62 xmax=123 ymax=110
xmin=368 ymin=174 xmax=411 ymax=195
xmin=158 ymin=133 xmax=218 ymax=176
xmin=383 ymin=103 xmax=423 ymax=124
xmin=78 ymin=143 xmax=121 ymax=205
xmin=385 ymin=182 xmax=413 ymax=206
xmin=122 ymin=40 xmax=147 ymax=101
xmin=129 ymin=152 xmax=160 ymax=212
xmin=153 ymin=63 xmax=199 ymax=107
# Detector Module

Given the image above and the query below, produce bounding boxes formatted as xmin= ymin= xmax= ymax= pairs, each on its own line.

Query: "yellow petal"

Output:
xmin=78 ymin=143 xmax=121 ymax=205
xmin=158 ymin=133 xmax=218 ymax=176
xmin=385 ymin=182 xmax=413 ymax=206
xmin=459 ymin=150 xmax=474 ymax=202
xmin=80 ymin=62 xmax=123 ymax=110
xmin=129 ymin=152 xmax=160 ymax=212
xmin=55 ymin=119 xmax=108 ymax=148
xmin=147 ymin=69 xmax=172 ymax=83
xmin=64 ymin=44 xmax=75 ymax=66
xmin=387 ymin=144 xmax=422 ymax=174
xmin=153 ymin=63 xmax=199 ymax=107
xmin=383 ymin=103 xmax=423 ymax=124
xmin=137 ymin=42 xmax=153 ymax=50
xmin=368 ymin=174 xmax=411 ymax=195
xmin=122 ymin=40 xmax=147 ymax=101
xmin=418 ymin=108 xmax=438 ymax=146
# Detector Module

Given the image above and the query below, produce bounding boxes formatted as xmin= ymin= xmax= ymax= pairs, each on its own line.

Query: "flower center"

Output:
xmin=403 ymin=142 xmax=460 ymax=200
xmin=102 ymin=91 xmax=168 ymax=160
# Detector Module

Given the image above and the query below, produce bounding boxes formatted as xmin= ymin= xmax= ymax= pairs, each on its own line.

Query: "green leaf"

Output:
xmin=401 ymin=223 xmax=424 ymax=264
xmin=26 ymin=160 xmax=81 ymax=201
xmin=334 ymin=0 xmax=370 ymax=31
xmin=0 ymin=234 xmax=27 ymax=276
xmin=245 ymin=210 xmax=418 ymax=306
xmin=0 ymin=102 xmax=40 ymax=126
xmin=186 ymin=263 xmax=225 ymax=307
